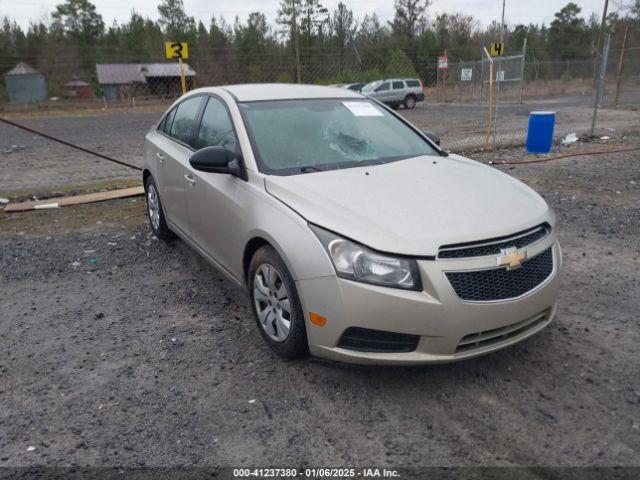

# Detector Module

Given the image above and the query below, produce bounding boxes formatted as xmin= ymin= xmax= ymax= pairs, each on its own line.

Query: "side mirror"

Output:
xmin=423 ymin=131 xmax=441 ymax=146
xmin=189 ymin=146 xmax=246 ymax=179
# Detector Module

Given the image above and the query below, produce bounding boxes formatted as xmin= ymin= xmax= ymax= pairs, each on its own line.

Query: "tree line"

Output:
xmin=0 ymin=0 xmax=638 ymax=89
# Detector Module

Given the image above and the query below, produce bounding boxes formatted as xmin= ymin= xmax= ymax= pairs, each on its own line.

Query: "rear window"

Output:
xmin=160 ymin=108 xmax=177 ymax=135
xmin=392 ymin=81 xmax=405 ymax=89
xmin=406 ymin=80 xmax=421 ymax=88
xmin=170 ymin=96 xmax=203 ymax=144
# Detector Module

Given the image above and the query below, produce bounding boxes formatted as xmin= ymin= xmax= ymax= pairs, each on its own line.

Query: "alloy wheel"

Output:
xmin=253 ymin=263 xmax=292 ymax=342
xmin=147 ymin=184 xmax=161 ymax=231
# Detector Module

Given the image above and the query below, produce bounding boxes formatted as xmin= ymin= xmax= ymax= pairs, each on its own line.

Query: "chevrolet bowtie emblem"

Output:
xmin=497 ymin=247 xmax=527 ymax=269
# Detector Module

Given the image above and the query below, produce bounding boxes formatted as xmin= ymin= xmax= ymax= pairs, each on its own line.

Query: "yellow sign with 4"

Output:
xmin=489 ymin=42 xmax=505 ymax=57
xmin=165 ymin=41 xmax=189 ymax=60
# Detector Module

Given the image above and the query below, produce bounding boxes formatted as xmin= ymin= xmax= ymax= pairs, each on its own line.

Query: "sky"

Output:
xmin=0 ymin=0 xmax=617 ymax=31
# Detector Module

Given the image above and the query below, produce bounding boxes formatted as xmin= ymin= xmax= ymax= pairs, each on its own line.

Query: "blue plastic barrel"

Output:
xmin=526 ymin=111 xmax=556 ymax=154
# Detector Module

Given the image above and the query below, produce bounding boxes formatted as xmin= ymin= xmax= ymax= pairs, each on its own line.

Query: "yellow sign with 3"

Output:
xmin=165 ymin=41 xmax=189 ymax=60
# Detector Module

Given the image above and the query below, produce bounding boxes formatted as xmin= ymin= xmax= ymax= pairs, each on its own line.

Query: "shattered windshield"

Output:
xmin=239 ymin=99 xmax=437 ymax=175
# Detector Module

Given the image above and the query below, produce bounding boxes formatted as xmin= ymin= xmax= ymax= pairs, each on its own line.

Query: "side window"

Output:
xmin=170 ymin=96 xmax=203 ymax=144
xmin=160 ymin=107 xmax=176 ymax=135
xmin=406 ymin=80 xmax=420 ymax=88
xmin=376 ymin=82 xmax=390 ymax=92
xmin=193 ymin=97 xmax=239 ymax=152
xmin=392 ymin=81 xmax=405 ymax=90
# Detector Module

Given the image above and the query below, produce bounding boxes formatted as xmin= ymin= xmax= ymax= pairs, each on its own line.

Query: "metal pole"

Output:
xmin=593 ymin=0 xmax=610 ymax=88
xmin=436 ymin=67 xmax=440 ymax=102
xmin=519 ymin=37 xmax=527 ymax=104
xmin=494 ymin=0 xmax=506 ymax=147
xmin=591 ymin=33 xmax=611 ymax=136
xmin=613 ymin=25 xmax=629 ymax=109
xmin=443 ymin=48 xmax=448 ymax=103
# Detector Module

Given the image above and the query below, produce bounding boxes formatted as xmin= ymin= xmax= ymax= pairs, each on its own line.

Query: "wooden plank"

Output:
xmin=3 ymin=186 xmax=144 ymax=212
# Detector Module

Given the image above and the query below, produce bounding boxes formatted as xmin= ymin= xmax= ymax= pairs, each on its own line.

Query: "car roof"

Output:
xmin=218 ymin=83 xmax=364 ymax=102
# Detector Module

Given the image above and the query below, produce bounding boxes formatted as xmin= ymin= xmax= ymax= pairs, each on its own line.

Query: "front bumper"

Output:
xmin=295 ymin=235 xmax=561 ymax=365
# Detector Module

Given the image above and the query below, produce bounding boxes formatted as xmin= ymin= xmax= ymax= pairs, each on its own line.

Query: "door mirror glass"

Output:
xmin=422 ymin=131 xmax=441 ymax=146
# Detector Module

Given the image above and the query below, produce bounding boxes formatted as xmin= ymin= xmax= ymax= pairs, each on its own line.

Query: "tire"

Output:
xmin=248 ymin=245 xmax=308 ymax=359
xmin=404 ymin=95 xmax=416 ymax=109
xmin=145 ymin=175 xmax=174 ymax=241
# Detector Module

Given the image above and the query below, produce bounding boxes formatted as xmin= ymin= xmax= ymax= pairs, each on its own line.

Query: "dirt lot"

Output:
xmin=1 ymin=94 xmax=638 ymax=193
xmin=1 ymin=135 xmax=639 ymax=475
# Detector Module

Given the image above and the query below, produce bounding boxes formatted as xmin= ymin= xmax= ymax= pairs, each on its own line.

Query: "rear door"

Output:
xmin=392 ymin=80 xmax=406 ymax=102
xmin=154 ymin=95 xmax=204 ymax=236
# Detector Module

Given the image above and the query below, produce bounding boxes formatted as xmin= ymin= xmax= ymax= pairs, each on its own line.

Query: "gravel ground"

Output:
xmin=1 ymin=94 xmax=638 ymax=192
xmin=1 ymin=139 xmax=639 ymax=475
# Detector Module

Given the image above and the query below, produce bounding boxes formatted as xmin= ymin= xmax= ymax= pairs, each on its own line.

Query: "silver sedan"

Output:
xmin=143 ymin=84 xmax=561 ymax=364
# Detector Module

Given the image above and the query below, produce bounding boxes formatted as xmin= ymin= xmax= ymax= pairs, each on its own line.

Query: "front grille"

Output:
xmin=455 ymin=309 xmax=550 ymax=354
xmin=338 ymin=327 xmax=419 ymax=353
xmin=446 ymin=247 xmax=553 ymax=302
xmin=438 ymin=224 xmax=549 ymax=259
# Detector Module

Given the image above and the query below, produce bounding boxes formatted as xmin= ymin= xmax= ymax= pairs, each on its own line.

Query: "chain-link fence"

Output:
xmin=1 ymin=42 xmax=638 ymax=111
xmin=0 ymin=41 xmax=639 ymax=181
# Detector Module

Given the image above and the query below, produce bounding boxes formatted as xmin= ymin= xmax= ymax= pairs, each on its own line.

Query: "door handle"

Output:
xmin=184 ymin=174 xmax=196 ymax=186
xmin=156 ymin=152 xmax=165 ymax=164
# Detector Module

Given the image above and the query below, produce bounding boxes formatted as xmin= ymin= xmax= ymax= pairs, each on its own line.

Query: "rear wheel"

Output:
xmin=404 ymin=95 xmax=416 ymax=109
xmin=248 ymin=245 xmax=308 ymax=358
xmin=145 ymin=176 xmax=174 ymax=241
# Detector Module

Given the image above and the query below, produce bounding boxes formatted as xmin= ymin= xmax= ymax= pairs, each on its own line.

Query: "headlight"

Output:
xmin=310 ymin=225 xmax=422 ymax=291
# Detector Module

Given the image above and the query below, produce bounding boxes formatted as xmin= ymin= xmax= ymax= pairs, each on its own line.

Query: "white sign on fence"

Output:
xmin=461 ymin=68 xmax=473 ymax=81
xmin=496 ymin=69 xmax=505 ymax=82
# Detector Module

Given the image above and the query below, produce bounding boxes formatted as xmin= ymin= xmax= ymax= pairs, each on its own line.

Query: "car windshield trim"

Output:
xmin=238 ymin=98 xmax=437 ymax=176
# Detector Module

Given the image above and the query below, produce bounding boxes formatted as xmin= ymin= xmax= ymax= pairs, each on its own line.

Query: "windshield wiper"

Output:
xmin=300 ymin=166 xmax=324 ymax=173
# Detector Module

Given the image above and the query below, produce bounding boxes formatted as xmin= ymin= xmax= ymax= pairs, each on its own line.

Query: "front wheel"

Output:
xmin=248 ymin=245 xmax=308 ymax=358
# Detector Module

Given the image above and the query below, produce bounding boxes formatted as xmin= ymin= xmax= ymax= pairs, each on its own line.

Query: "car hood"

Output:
xmin=264 ymin=154 xmax=553 ymax=257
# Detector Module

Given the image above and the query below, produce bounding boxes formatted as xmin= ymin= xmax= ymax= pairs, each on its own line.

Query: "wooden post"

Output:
xmin=613 ymin=25 xmax=629 ymax=109
xmin=483 ymin=47 xmax=494 ymax=149
xmin=178 ymin=57 xmax=187 ymax=95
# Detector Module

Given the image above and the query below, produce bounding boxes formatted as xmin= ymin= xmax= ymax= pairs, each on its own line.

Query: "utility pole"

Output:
xmin=613 ymin=24 xmax=629 ymax=108
xmin=500 ymin=0 xmax=506 ymax=44
xmin=593 ymin=0 xmax=610 ymax=88
xmin=291 ymin=0 xmax=301 ymax=84
xmin=591 ymin=33 xmax=611 ymax=136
